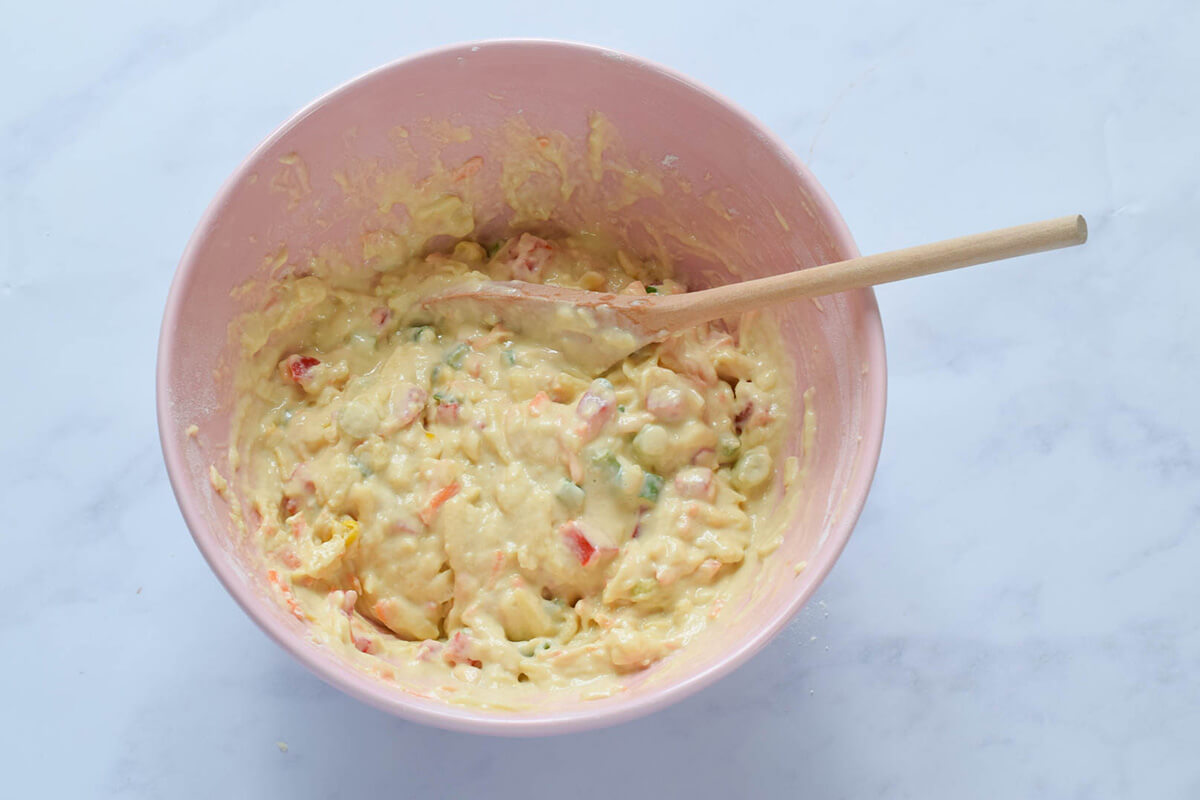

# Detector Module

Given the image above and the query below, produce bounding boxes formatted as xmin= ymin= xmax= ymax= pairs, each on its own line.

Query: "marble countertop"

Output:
xmin=5 ymin=1 xmax=1197 ymax=796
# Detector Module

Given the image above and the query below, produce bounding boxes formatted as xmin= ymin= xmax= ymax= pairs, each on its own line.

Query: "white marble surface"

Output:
xmin=4 ymin=0 xmax=1198 ymax=796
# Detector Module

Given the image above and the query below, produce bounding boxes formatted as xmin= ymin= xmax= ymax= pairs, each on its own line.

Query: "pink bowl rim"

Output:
xmin=156 ymin=38 xmax=887 ymax=736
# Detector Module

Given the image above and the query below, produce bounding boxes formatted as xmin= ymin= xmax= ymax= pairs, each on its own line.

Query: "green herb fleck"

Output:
xmin=486 ymin=240 xmax=506 ymax=258
xmin=410 ymin=325 xmax=434 ymax=343
xmin=502 ymin=348 xmax=517 ymax=367
xmin=645 ymin=285 xmax=660 ymax=294
xmin=348 ymin=454 xmax=372 ymax=477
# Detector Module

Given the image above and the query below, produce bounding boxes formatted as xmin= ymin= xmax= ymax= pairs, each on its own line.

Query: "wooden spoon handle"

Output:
xmin=652 ymin=214 xmax=1088 ymax=328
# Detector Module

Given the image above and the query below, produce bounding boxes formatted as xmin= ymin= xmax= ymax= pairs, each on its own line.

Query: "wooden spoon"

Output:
xmin=424 ymin=215 xmax=1087 ymax=372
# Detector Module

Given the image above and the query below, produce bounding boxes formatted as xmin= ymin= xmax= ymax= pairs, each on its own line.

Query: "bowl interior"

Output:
xmin=158 ymin=40 xmax=885 ymax=734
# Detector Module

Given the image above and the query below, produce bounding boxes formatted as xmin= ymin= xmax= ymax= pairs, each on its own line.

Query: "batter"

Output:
xmin=230 ymin=232 xmax=786 ymax=702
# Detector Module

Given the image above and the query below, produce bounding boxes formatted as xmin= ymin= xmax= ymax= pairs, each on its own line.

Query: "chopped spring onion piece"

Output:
xmin=444 ymin=343 xmax=470 ymax=368
xmin=555 ymin=479 xmax=585 ymax=510
xmin=639 ymin=472 xmax=664 ymax=503
xmin=590 ymin=451 xmax=622 ymax=482
xmin=630 ymin=578 xmax=657 ymax=597
xmin=717 ymin=433 xmax=741 ymax=463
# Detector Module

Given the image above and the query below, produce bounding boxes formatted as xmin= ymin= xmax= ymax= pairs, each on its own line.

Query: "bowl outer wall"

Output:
xmin=156 ymin=38 xmax=887 ymax=736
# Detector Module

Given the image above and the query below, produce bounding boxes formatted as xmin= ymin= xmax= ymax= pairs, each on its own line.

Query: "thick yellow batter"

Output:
xmin=230 ymin=232 xmax=786 ymax=701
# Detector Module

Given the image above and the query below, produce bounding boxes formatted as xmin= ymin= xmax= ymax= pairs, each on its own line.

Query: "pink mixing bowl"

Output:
xmin=157 ymin=40 xmax=886 ymax=735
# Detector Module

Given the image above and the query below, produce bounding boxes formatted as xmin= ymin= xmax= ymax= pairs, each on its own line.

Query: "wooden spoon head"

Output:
xmin=420 ymin=281 xmax=662 ymax=375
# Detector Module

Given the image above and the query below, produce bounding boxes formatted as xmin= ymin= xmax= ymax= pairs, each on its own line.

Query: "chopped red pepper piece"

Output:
xmin=501 ymin=233 xmax=552 ymax=281
xmin=444 ymin=631 xmax=482 ymax=668
xmin=452 ymin=156 xmax=484 ymax=182
xmin=564 ymin=524 xmax=596 ymax=564
xmin=281 ymin=496 xmax=300 ymax=517
xmin=282 ymin=354 xmax=320 ymax=383
xmin=560 ymin=520 xmax=617 ymax=566
xmin=435 ymin=401 xmax=461 ymax=424
xmin=419 ymin=482 xmax=460 ymax=525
